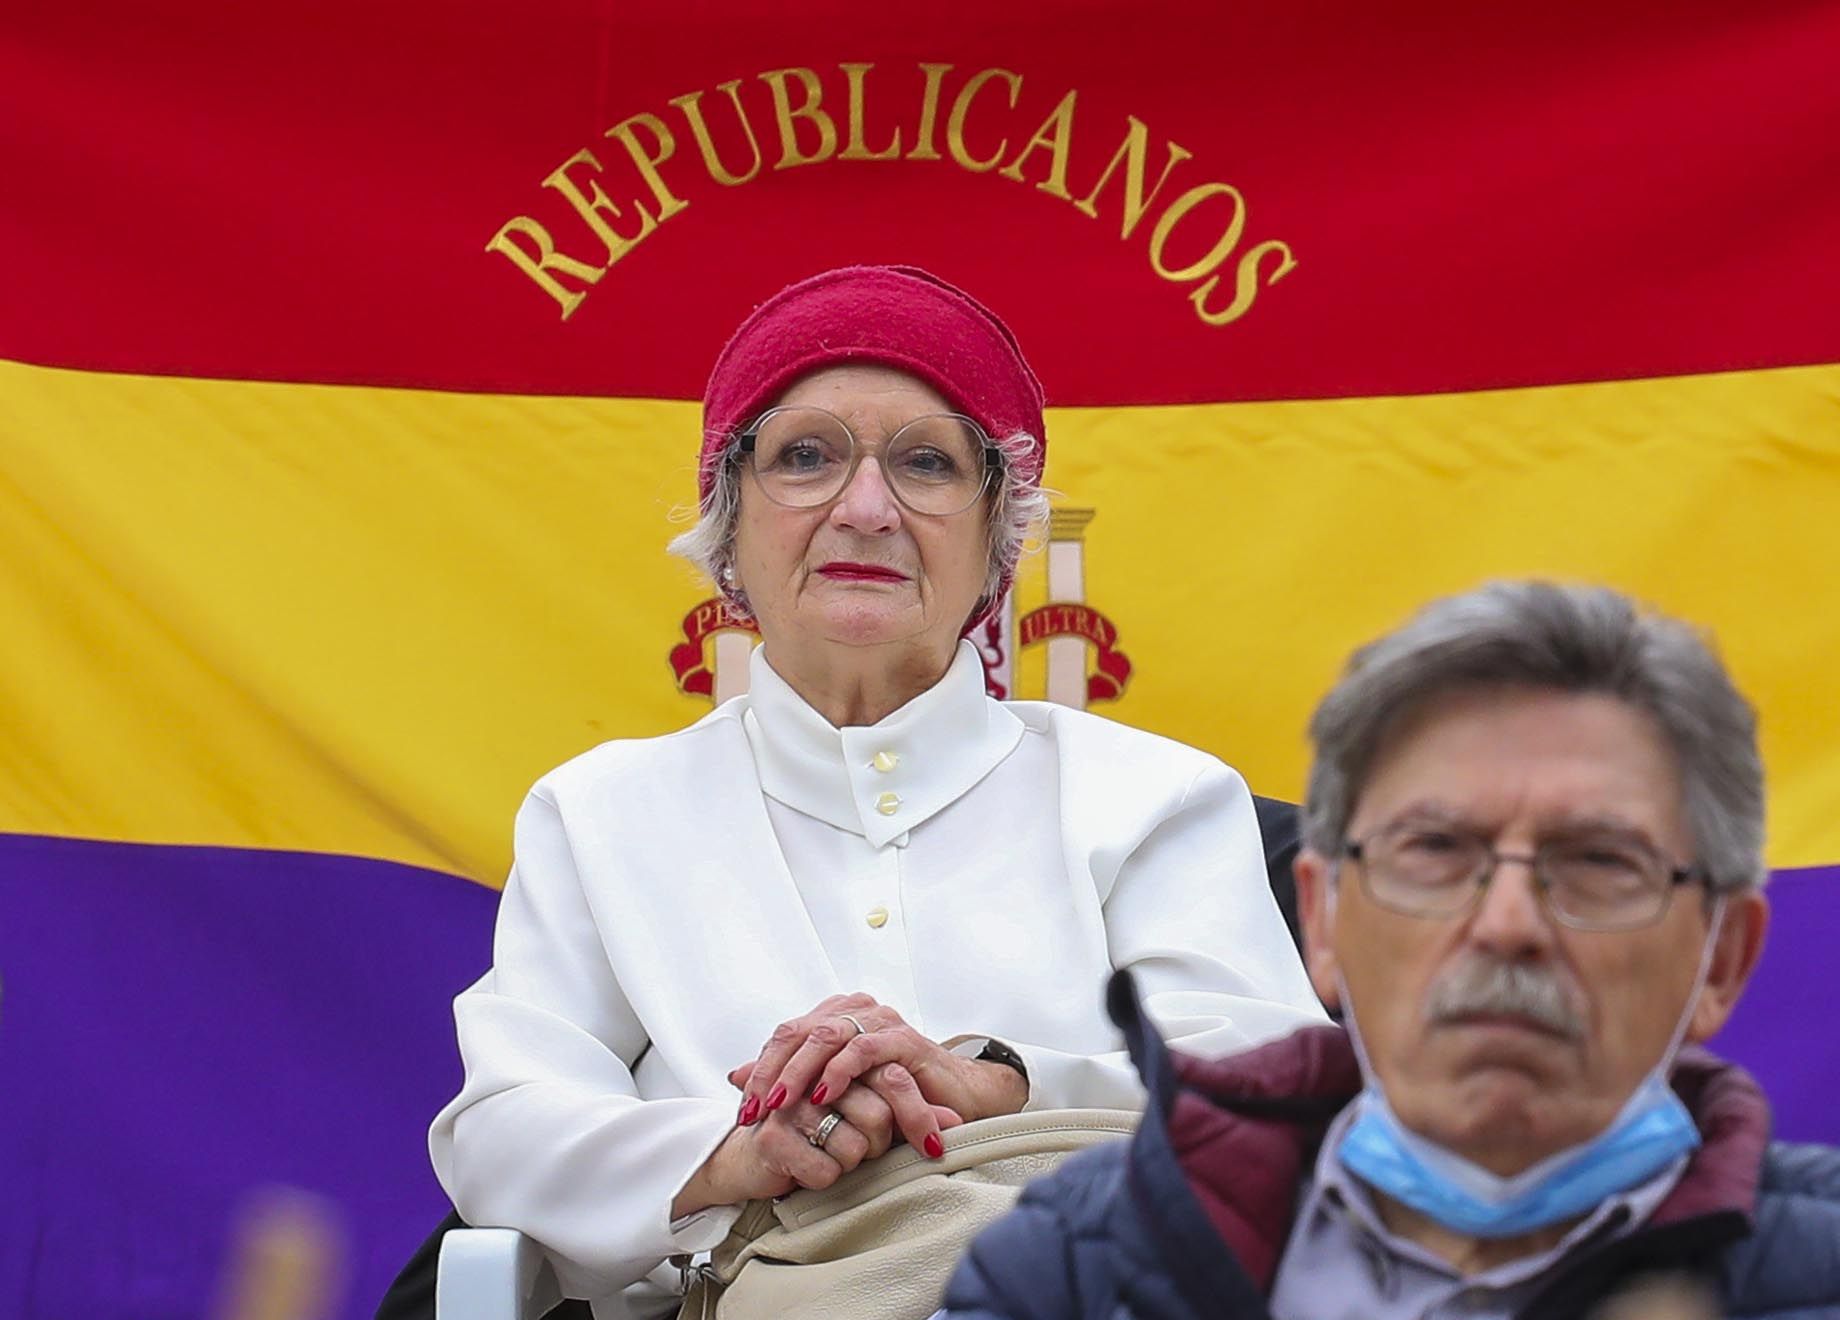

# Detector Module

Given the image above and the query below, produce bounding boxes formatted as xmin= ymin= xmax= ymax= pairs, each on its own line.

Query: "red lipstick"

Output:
xmin=816 ymin=561 xmax=908 ymax=582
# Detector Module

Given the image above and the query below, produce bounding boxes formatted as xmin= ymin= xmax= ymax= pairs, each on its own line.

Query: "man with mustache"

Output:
xmin=945 ymin=580 xmax=1840 ymax=1319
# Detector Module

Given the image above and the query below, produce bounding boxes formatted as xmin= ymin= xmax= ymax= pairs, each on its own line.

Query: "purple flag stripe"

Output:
xmin=0 ymin=833 xmax=496 ymax=1320
xmin=1708 ymin=862 xmax=1840 ymax=1146
xmin=1 ymin=836 xmax=1832 ymax=1319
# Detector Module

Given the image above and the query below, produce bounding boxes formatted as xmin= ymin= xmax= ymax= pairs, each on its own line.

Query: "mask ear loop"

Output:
xmin=1657 ymin=892 xmax=1729 ymax=1070
xmin=1321 ymin=865 xmax=1385 ymax=1089
xmin=1336 ymin=973 xmax=1385 ymax=1095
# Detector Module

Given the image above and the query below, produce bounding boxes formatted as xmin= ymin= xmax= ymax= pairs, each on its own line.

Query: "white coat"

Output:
xmin=430 ymin=642 xmax=1324 ymax=1312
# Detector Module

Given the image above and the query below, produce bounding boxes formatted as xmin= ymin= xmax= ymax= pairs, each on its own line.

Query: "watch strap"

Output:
xmin=973 ymin=1037 xmax=1029 ymax=1084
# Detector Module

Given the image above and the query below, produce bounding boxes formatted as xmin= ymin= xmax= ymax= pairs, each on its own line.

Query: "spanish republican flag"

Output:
xmin=2 ymin=4 xmax=1836 ymax=1315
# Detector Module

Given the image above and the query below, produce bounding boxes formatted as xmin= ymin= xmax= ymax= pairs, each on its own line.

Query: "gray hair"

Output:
xmin=667 ymin=427 xmax=1049 ymax=623
xmin=1301 ymin=581 xmax=1765 ymax=891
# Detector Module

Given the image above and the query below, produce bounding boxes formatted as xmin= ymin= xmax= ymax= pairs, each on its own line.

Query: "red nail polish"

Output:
xmin=809 ymin=1083 xmax=829 ymax=1106
xmin=739 ymin=1095 xmax=760 ymax=1126
xmin=924 ymin=1133 xmax=944 ymax=1160
xmin=766 ymin=1082 xmax=788 ymax=1111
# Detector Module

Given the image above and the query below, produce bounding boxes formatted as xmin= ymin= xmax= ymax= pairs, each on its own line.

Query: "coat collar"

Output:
xmin=1647 ymin=1045 xmax=1772 ymax=1229
xmin=1106 ymin=970 xmax=1773 ymax=1302
xmin=742 ymin=639 xmax=1024 ymax=848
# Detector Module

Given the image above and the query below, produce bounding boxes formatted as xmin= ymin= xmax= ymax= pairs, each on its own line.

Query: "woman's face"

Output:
xmin=731 ymin=364 xmax=992 ymax=663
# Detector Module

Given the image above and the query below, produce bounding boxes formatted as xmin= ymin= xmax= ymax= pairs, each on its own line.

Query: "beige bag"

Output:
xmin=675 ymin=1108 xmax=1136 ymax=1320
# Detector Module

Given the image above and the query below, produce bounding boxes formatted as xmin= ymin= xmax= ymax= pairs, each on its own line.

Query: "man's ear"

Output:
xmin=1295 ymin=848 xmax=1343 ymax=1012
xmin=1687 ymin=888 xmax=1769 ymax=1043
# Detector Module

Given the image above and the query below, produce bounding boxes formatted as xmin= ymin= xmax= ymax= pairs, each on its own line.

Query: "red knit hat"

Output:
xmin=700 ymin=265 xmax=1047 ymax=505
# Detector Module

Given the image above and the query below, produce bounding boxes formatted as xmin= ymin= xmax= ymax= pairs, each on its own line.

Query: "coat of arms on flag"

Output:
xmin=669 ymin=505 xmax=1133 ymax=707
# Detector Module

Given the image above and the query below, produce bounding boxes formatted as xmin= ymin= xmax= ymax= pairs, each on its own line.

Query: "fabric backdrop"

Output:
xmin=2 ymin=3 xmax=1836 ymax=1316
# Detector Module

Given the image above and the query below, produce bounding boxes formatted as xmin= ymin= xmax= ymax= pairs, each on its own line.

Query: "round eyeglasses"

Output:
xmin=1341 ymin=822 xmax=1708 ymax=932
xmin=737 ymin=406 xmax=999 ymax=517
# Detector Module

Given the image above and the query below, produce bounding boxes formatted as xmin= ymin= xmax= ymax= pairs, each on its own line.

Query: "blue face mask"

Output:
xmin=1334 ymin=898 xmax=1725 ymax=1240
xmin=1338 ymin=1069 xmax=1699 ymax=1238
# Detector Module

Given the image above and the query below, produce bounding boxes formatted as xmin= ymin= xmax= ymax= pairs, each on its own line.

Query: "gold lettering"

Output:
xmin=605 ymin=112 xmax=688 ymax=221
xmin=1191 ymin=239 xmax=1298 ymax=327
xmin=670 ymin=81 xmax=766 ymax=187
xmin=997 ymin=90 xmax=1078 ymax=200
xmin=906 ymin=62 xmax=953 ymax=161
xmin=1072 ymin=116 xmax=1193 ymax=239
xmin=1148 ymin=182 xmax=1246 ymax=283
xmin=759 ymin=66 xmax=839 ymax=170
xmin=484 ymin=217 xmax=604 ymax=320
xmin=542 ymin=149 xmax=658 ymax=266
xmin=839 ymin=63 xmax=901 ymax=160
xmin=493 ymin=72 xmax=1292 ymax=331
xmin=945 ymin=67 xmax=1022 ymax=173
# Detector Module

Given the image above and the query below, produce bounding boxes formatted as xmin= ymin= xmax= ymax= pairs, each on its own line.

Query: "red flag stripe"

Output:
xmin=4 ymin=3 xmax=1838 ymax=403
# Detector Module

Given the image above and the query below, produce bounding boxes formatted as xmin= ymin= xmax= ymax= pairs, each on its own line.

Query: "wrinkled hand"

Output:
xmin=672 ymin=1078 xmax=962 ymax=1220
xmin=734 ymin=992 xmax=1028 ymax=1142
xmin=732 ymin=1061 xmax=967 ymax=1154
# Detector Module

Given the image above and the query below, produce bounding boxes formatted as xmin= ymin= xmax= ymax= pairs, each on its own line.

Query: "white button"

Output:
xmin=872 ymin=750 xmax=900 ymax=773
xmin=865 ymin=906 xmax=889 ymax=929
xmin=875 ymin=792 xmax=900 ymax=816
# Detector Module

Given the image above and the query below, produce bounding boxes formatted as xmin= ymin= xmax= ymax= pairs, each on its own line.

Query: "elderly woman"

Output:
xmin=426 ymin=265 xmax=1323 ymax=1316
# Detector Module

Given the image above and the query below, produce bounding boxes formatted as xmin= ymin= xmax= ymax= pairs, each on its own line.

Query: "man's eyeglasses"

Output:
xmin=737 ymin=406 xmax=999 ymax=517
xmin=1340 ymin=822 xmax=1707 ymax=931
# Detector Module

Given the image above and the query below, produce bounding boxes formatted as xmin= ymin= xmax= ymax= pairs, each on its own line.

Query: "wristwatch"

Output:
xmin=952 ymin=1035 xmax=1030 ymax=1086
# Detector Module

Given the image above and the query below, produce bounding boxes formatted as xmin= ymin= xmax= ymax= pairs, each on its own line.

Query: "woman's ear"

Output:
xmin=1294 ymin=849 xmax=1343 ymax=1012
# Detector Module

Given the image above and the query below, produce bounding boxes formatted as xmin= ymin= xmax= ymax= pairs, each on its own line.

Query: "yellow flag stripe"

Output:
xmin=3 ymin=358 xmax=1835 ymax=881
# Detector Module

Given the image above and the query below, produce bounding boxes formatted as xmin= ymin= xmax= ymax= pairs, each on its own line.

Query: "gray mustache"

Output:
xmin=1424 ymin=957 xmax=1584 ymax=1040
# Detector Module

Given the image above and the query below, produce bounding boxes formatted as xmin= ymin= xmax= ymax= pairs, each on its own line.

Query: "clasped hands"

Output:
xmin=671 ymin=992 xmax=1029 ymax=1218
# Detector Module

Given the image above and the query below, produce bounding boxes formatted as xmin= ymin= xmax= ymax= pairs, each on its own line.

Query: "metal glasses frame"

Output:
xmin=1340 ymin=825 xmax=1707 ymax=931
xmin=735 ymin=406 xmax=1002 ymax=516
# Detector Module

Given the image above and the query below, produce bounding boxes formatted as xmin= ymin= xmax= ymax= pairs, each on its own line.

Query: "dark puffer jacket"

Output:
xmin=943 ymin=972 xmax=1840 ymax=1320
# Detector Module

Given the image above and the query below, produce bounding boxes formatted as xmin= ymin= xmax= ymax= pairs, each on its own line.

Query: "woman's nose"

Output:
xmin=829 ymin=453 xmax=902 ymax=532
